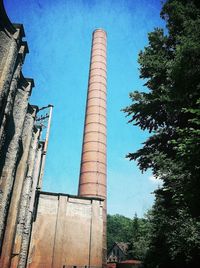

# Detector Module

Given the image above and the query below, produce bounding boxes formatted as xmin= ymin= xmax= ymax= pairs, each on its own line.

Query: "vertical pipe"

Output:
xmin=51 ymin=195 xmax=66 ymax=268
xmin=37 ymin=105 xmax=53 ymax=189
xmin=29 ymin=142 xmax=42 ymax=211
xmin=88 ymin=200 xmax=93 ymax=268
xmin=78 ymin=29 xmax=107 ymax=267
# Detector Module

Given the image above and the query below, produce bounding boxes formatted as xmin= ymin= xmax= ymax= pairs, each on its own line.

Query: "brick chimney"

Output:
xmin=78 ymin=29 xmax=107 ymax=266
xmin=78 ymin=29 xmax=107 ymax=201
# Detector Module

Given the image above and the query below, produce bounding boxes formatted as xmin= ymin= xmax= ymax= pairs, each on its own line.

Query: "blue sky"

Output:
xmin=5 ymin=0 xmax=164 ymax=218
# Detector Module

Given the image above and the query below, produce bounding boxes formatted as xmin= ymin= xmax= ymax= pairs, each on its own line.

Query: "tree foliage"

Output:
xmin=123 ymin=0 xmax=200 ymax=267
xmin=107 ymin=214 xmax=150 ymax=260
xmin=107 ymin=214 xmax=132 ymax=251
xmin=128 ymin=214 xmax=151 ymax=261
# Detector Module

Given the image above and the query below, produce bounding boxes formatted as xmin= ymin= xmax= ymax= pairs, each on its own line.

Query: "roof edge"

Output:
xmin=0 ymin=0 xmax=17 ymax=35
xmin=38 ymin=190 xmax=104 ymax=201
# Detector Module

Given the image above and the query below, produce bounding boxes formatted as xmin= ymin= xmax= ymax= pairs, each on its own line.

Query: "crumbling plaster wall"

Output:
xmin=0 ymin=106 xmax=37 ymax=268
xmin=0 ymin=4 xmax=42 ymax=268
xmin=0 ymin=15 xmax=30 ymax=246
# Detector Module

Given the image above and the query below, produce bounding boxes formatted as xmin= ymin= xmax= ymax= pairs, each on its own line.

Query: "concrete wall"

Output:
xmin=27 ymin=192 xmax=104 ymax=268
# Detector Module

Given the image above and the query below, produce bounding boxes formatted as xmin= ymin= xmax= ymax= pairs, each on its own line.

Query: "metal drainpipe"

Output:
xmin=37 ymin=104 xmax=53 ymax=189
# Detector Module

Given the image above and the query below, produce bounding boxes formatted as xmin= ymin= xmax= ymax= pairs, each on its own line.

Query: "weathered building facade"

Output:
xmin=0 ymin=2 xmax=53 ymax=267
xmin=0 ymin=2 xmax=107 ymax=268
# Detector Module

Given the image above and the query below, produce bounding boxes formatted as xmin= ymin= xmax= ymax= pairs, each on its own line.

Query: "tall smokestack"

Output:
xmin=78 ymin=29 xmax=107 ymax=200
xmin=78 ymin=29 xmax=107 ymax=266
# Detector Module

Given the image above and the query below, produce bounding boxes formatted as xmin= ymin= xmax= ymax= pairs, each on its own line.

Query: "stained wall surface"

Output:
xmin=27 ymin=192 xmax=104 ymax=268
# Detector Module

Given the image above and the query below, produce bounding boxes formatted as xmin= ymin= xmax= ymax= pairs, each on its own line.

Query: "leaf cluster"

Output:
xmin=107 ymin=214 xmax=133 ymax=251
xmin=107 ymin=214 xmax=150 ymax=260
xmin=123 ymin=0 xmax=200 ymax=267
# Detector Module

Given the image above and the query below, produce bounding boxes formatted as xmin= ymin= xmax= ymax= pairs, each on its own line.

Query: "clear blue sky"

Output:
xmin=5 ymin=0 xmax=164 ymax=218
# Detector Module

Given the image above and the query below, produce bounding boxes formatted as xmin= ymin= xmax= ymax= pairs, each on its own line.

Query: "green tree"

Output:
xmin=128 ymin=214 xmax=150 ymax=261
xmin=107 ymin=214 xmax=132 ymax=251
xmin=123 ymin=0 xmax=200 ymax=267
xmin=107 ymin=214 xmax=151 ymax=260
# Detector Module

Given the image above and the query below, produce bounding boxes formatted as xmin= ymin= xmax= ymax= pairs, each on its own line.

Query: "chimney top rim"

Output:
xmin=93 ymin=28 xmax=107 ymax=35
